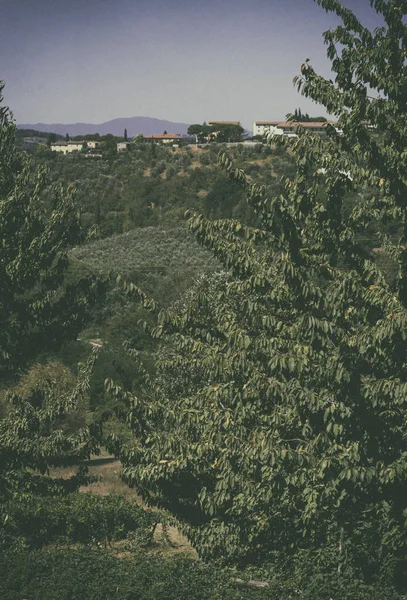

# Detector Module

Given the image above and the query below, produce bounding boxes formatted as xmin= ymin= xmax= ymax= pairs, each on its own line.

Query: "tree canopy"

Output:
xmin=115 ymin=0 xmax=407 ymax=592
xmin=293 ymin=107 xmax=327 ymax=122
xmin=187 ymin=123 xmax=244 ymax=143
xmin=0 ymin=82 xmax=105 ymax=378
xmin=0 ymin=79 xmax=107 ymax=511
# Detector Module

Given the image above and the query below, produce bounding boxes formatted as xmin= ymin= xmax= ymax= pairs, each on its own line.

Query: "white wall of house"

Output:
xmin=253 ymin=122 xmax=281 ymax=137
xmin=86 ymin=141 xmax=101 ymax=149
xmin=67 ymin=142 xmax=85 ymax=151
xmin=51 ymin=144 xmax=69 ymax=154
xmin=253 ymin=121 xmax=332 ymax=138
xmin=51 ymin=142 xmax=85 ymax=153
xmin=117 ymin=142 xmax=131 ymax=151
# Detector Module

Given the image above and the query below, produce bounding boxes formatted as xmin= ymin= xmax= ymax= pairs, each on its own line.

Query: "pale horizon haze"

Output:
xmin=0 ymin=0 xmax=380 ymax=131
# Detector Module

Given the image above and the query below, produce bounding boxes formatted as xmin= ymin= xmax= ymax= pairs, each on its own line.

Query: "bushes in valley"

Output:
xmin=1 ymin=493 xmax=158 ymax=552
xmin=0 ymin=548 xmax=401 ymax=600
xmin=0 ymin=550 xmax=266 ymax=600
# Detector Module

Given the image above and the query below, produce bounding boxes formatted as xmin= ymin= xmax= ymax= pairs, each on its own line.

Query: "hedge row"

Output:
xmin=1 ymin=493 xmax=158 ymax=551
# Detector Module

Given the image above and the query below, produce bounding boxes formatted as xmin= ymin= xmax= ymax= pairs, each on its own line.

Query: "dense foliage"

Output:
xmin=1 ymin=493 xmax=158 ymax=551
xmin=188 ymin=123 xmax=245 ymax=143
xmin=4 ymin=1 xmax=407 ymax=597
xmin=0 ymin=550 xmax=280 ymax=600
xmin=0 ymin=82 xmax=106 ymax=378
xmin=1 ymin=83 xmax=112 ymax=561
xmin=33 ymin=140 xmax=290 ymax=236
xmin=0 ymin=351 xmax=103 ymax=504
xmin=109 ymin=0 xmax=407 ymax=595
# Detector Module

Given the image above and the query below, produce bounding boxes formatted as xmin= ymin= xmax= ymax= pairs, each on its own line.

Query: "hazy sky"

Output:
xmin=0 ymin=0 xmax=380 ymax=129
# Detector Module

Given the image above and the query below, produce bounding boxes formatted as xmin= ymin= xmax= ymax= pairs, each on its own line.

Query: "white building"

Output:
xmin=143 ymin=133 xmax=183 ymax=144
xmin=50 ymin=141 xmax=86 ymax=154
xmin=252 ymin=122 xmax=282 ymax=137
xmin=86 ymin=140 xmax=102 ymax=149
xmin=117 ymin=142 xmax=132 ymax=151
xmin=51 ymin=140 xmax=103 ymax=154
xmin=253 ymin=121 xmax=333 ymax=138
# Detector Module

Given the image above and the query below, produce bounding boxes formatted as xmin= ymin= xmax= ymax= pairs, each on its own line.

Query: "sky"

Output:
xmin=0 ymin=0 xmax=381 ymax=130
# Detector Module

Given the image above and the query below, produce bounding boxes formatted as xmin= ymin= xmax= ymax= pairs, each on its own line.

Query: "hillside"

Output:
xmin=17 ymin=116 xmax=191 ymax=137
xmin=69 ymin=226 xmax=221 ymax=305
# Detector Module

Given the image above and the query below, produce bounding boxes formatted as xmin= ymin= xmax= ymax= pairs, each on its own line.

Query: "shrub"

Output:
xmin=1 ymin=493 xmax=159 ymax=551
xmin=0 ymin=548 xmax=401 ymax=600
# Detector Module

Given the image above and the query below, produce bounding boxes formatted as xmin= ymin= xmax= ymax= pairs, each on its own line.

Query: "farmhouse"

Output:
xmin=117 ymin=141 xmax=132 ymax=151
xmin=252 ymin=121 xmax=284 ymax=137
xmin=50 ymin=140 xmax=86 ymax=154
xmin=51 ymin=140 xmax=103 ymax=154
xmin=143 ymin=134 xmax=183 ymax=144
xmin=86 ymin=140 xmax=103 ymax=149
xmin=208 ymin=121 xmax=241 ymax=126
xmin=253 ymin=121 xmax=333 ymax=138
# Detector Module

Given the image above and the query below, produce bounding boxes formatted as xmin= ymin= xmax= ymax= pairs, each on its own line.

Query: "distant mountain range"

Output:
xmin=17 ymin=116 xmax=191 ymax=137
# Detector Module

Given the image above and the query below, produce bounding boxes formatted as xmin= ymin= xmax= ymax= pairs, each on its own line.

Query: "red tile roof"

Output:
xmin=208 ymin=121 xmax=240 ymax=125
xmin=278 ymin=121 xmax=330 ymax=128
xmin=255 ymin=121 xmax=281 ymax=126
xmin=256 ymin=121 xmax=335 ymax=128
xmin=143 ymin=134 xmax=182 ymax=139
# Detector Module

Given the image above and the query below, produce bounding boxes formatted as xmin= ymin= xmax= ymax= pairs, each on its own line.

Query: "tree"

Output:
xmin=214 ymin=124 xmax=244 ymax=143
xmin=188 ymin=123 xmax=244 ymax=144
xmin=116 ymin=0 xmax=407 ymax=592
xmin=292 ymin=108 xmax=327 ymax=122
xmin=46 ymin=132 xmax=57 ymax=145
xmin=188 ymin=123 xmax=211 ymax=143
xmin=0 ymin=82 xmax=111 ymax=537
xmin=100 ymin=133 xmax=117 ymax=153
xmin=124 ymin=128 xmax=128 ymax=141
xmin=0 ymin=351 xmax=100 ymax=506
xmin=65 ymin=133 xmax=70 ymax=142
xmin=0 ymin=81 xmax=106 ymax=378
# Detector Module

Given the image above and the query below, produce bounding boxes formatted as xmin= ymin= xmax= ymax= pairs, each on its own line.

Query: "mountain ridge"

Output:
xmin=17 ymin=116 xmax=191 ymax=137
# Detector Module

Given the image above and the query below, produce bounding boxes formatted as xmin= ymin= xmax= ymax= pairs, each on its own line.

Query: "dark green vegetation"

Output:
xmin=112 ymin=0 xmax=407 ymax=597
xmin=3 ymin=1 xmax=407 ymax=598
xmin=1 ymin=493 xmax=158 ymax=551
xmin=15 ymin=128 xmax=62 ymax=152
xmin=0 ymin=90 xmax=106 ymax=379
xmin=293 ymin=107 xmax=327 ymax=122
xmin=187 ymin=122 xmax=245 ymax=143
xmin=0 ymin=551 xmax=278 ymax=600
xmin=34 ymin=140 xmax=285 ymax=236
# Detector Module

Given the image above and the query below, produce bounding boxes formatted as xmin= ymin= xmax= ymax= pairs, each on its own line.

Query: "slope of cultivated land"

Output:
xmin=69 ymin=226 xmax=221 ymax=304
xmin=70 ymin=226 xmax=219 ymax=276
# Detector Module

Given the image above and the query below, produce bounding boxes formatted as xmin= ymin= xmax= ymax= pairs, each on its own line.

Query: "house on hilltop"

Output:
xmin=86 ymin=140 xmax=103 ymax=149
xmin=143 ymin=133 xmax=183 ymax=144
xmin=117 ymin=141 xmax=132 ymax=151
xmin=253 ymin=121 xmax=334 ymax=138
xmin=252 ymin=121 xmax=283 ymax=137
xmin=51 ymin=140 xmax=103 ymax=154
xmin=208 ymin=121 xmax=241 ymax=126
xmin=50 ymin=140 xmax=85 ymax=154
